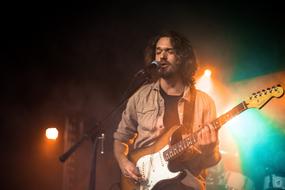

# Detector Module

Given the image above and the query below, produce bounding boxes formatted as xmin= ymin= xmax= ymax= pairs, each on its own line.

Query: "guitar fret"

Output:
xmin=182 ymin=141 xmax=186 ymax=149
xmin=177 ymin=144 xmax=181 ymax=152
xmin=179 ymin=142 xmax=184 ymax=150
xmin=211 ymin=102 xmax=247 ymax=130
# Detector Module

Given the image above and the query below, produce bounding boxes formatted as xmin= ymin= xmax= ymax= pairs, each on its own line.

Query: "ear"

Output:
xmin=176 ymin=56 xmax=183 ymax=65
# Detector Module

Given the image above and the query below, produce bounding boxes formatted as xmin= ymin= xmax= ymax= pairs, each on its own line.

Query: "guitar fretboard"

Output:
xmin=163 ymin=101 xmax=248 ymax=161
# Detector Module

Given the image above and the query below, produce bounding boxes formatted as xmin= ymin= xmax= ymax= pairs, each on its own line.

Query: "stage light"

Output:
xmin=204 ymin=69 xmax=211 ymax=77
xmin=196 ymin=69 xmax=213 ymax=93
xmin=46 ymin=128 xmax=58 ymax=140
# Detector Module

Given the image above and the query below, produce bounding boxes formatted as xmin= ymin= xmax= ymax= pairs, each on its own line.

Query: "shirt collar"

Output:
xmin=182 ymin=85 xmax=191 ymax=102
xmin=152 ymin=80 xmax=192 ymax=102
xmin=152 ymin=81 xmax=160 ymax=91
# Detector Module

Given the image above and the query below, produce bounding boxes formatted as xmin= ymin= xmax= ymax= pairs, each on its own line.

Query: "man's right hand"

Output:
xmin=114 ymin=140 xmax=142 ymax=182
xmin=119 ymin=158 xmax=142 ymax=182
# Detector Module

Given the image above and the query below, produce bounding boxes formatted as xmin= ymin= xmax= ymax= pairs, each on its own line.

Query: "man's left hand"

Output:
xmin=197 ymin=124 xmax=217 ymax=145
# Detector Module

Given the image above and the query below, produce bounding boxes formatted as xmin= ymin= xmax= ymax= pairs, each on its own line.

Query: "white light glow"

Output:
xmin=204 ymin=69 xmax=211 ymax=77
xmin=46 ymin=128 xmax=58 ymax=140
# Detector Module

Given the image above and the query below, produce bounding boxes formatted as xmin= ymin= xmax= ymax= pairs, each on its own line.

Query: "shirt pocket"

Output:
xmin=137 ymin=105 xmax=158 ymax=131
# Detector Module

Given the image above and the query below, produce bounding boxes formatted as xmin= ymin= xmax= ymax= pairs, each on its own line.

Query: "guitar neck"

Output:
xmin=211 ymin=101 xmax=248 ymax=130
xmin=163 ymin=101 xmax=248 ymax=161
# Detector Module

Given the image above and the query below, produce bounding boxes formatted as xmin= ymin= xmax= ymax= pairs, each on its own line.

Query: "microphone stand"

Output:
xmin=58 ymin=68 xmax=152 ymax=190
xmin=88 ymin=133 xmax=104 ymax=190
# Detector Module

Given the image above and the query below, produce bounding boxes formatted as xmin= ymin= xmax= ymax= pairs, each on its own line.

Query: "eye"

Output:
xmin=155 ymin=49 xmax=162 ymax=55
xmin=167 ymin=49 xmax=175 ymax=54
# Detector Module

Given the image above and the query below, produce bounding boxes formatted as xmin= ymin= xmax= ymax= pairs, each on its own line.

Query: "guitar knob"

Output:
xmin=256 ymin=91 xmax=260 ymax=97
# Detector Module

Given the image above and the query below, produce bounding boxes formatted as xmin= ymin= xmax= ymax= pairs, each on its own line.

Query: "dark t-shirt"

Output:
xmin=160 ymin=88 xmax=182 ymax=130
xmin=159 ymin=88 xmax=196 ymax=190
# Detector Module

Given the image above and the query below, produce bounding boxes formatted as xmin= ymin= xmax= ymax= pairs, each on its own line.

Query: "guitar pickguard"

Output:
xmin=136 ymin=145 xmax=181 ymax=190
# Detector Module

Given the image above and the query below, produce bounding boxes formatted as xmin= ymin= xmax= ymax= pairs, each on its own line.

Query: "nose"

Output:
xmin=160 ymin=50 xmax=167 ymax=60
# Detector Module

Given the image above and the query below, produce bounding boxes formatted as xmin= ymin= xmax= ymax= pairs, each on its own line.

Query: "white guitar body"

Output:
xmin=136 ymin=145 xmax=180 ymax=190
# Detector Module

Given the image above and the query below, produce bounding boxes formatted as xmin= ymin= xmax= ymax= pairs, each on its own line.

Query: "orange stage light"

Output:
xmin=204 ymin=69 xmax=212 ymax=77
xmin=46 ymin=128 xmax=59 ymax=140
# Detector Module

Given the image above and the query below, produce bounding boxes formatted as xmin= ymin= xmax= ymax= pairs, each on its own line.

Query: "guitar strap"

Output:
xmin=182 ymin=85 xmax=196 ymax=134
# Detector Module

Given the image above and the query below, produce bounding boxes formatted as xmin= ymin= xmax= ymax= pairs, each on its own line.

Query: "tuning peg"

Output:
xmin=277 ymin=84 xmax=281 ymax=87
xmin=252 ymin=92 xmax=256 ymax=95
xmin=267 ymin=88 xmax=271 ymax=90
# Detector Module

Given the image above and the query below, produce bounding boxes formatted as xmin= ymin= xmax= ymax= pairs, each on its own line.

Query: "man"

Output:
xmin=113 ymin=30 xmax=221 ymax=190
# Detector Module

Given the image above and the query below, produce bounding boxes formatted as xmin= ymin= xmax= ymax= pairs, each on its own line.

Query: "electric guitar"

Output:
xmin=121 ymin=85 xmax=284 ymax=190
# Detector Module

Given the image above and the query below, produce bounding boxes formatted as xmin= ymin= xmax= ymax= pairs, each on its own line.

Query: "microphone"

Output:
xmin=147 ymin=60 xmax=160 ymax=71
xmin=134 ymin=61 xmax=160 ymax=77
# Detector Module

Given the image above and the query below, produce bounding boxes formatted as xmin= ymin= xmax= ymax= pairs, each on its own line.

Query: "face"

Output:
xmin=155 ymin=37 xmax=180 ymax=78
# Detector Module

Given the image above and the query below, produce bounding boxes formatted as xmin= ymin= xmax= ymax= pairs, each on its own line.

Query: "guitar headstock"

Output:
xmin=245 ymin=84 xmax=284 ymax=109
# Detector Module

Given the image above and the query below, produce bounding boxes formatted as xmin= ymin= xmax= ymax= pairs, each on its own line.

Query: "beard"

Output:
xmin=158 ymin=61 xmax=181 ymax=79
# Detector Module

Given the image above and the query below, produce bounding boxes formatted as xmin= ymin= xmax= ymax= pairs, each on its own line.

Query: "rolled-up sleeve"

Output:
xmin=113 ymin=95 xmax=138 ymax=143
xmin=199 ymin=93 xmax=221 ymax=168
xmin=195 ymin=93 xmax=221 ymax=170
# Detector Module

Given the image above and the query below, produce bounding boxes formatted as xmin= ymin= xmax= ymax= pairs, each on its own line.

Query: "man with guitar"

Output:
xmin=113 ymin=30 xmax=221 ymax=190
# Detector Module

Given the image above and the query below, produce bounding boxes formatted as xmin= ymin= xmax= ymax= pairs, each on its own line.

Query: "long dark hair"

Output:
xmin=144 ymin=30 xmax=197 ymax=85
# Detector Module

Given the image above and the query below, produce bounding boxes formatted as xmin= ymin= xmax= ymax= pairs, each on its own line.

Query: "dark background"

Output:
xmin=1 ymin=2 xmax=284 ymax=190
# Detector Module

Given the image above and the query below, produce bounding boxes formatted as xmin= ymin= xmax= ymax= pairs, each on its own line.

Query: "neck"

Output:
xmin=160 ymin=76 xmax=185 ymax=96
